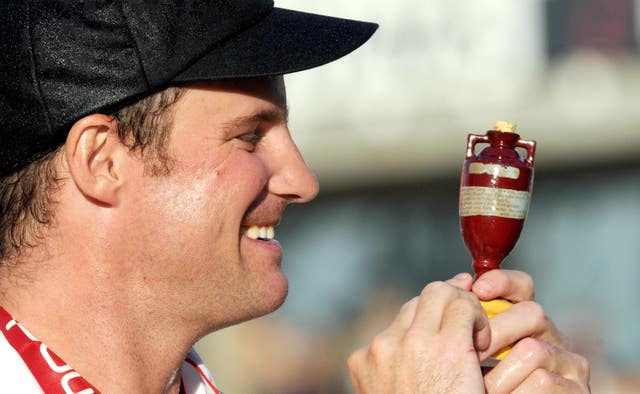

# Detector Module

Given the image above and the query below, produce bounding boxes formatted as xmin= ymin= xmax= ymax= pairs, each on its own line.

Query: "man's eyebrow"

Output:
xmin=222 ymin=106 xmax=289 ymax=132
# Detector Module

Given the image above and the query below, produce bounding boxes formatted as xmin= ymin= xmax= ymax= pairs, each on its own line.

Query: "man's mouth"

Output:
xmin=243 ymin=225 xmax=276 ymax=241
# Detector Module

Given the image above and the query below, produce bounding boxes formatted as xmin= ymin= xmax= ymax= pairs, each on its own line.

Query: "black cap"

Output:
xmin=0 ymin=0 xmax=377 ymax=177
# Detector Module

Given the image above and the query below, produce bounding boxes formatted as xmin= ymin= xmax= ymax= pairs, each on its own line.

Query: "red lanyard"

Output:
xmin=0 ymin=306 xmax=100 ymax=394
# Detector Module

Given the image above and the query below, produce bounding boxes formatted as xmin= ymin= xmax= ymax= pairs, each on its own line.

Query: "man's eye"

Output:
xmin=238 ymin=132 xmax=262 ymax=145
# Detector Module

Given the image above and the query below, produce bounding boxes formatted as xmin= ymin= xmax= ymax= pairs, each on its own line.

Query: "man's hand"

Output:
xmin=472 ymin=270 xmax=590 ymax=393
xmin=347 ymin=273 xmax=489 ymax=394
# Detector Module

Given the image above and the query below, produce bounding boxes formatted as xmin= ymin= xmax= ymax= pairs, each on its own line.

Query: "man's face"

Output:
xmin=124 ymin=76 xmax=318 ymax=330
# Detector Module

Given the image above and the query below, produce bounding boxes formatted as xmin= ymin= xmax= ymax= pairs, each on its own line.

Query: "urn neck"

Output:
xmin=478 ymin=130 xmax=522 ymax=162
xmin=488 ymin=130 xmax=519 ymax=149
xmin=473 ymin=259 xmax=501 ymax=279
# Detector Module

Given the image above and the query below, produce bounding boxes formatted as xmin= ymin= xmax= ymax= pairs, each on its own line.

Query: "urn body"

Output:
xmin=459 ymin=129 xmax=536 ymax=278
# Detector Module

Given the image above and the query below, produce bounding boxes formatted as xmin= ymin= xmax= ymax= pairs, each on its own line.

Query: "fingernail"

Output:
xmin=474 ymin=278 xmax=493 ymax=294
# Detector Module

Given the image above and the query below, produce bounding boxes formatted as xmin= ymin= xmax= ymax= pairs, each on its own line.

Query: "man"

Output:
xmin=0 ymin=1 xmax=589 ymax=393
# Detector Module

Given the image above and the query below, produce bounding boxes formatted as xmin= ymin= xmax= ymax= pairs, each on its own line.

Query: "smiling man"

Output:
xmin=0 ymin=1 xmax=589 ymax=393
xmin=114 ymin=78 xmax=311 ymax=321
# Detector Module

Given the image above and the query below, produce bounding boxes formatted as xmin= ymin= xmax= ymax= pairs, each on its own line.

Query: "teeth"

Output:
xmin=245 ymin=225 xmax=275 ymax=240
xmin=246 ymin=226 xmax=260 ymax=239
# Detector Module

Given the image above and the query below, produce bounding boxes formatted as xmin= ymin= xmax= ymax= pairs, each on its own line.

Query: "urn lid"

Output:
xmin=493 ymin=121 xmax=517 ymax=133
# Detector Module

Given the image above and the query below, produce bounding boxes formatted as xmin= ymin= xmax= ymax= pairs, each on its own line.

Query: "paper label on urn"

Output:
xmin=460 ymin=186 xmax=529 ymax=219
xmin=468 ymin=163 xmax=520 ymax=179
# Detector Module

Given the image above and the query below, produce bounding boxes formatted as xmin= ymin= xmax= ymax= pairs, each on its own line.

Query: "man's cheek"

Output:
xmin=214 ymin=153 xmax=268 ymax=199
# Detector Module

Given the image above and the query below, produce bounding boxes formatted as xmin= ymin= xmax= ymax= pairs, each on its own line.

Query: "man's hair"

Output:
xmin=0 ymin=86 xmax=184 ymax=261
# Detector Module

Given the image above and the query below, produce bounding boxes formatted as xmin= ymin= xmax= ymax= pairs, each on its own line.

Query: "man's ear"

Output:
xmin=65 ymin=114 xmax=129 ymax=206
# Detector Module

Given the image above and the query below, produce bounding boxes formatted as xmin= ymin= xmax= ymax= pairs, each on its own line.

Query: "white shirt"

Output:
xmin=0 ymin=307 xmax=221 ymax=394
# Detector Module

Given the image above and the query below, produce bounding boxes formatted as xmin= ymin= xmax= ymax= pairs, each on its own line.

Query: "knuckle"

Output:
xmin=517 ymin=336 xmax=538 ymax=350
xmin=463 ymin=290 xmax=480 ymax=304
xmin=517 ymin=337 xmax=552 ymax=365
xmin=483 ymin=372 xmax=498 ymax=392
xmin=368 ymin=332 xmax=394 ymax=361
xmin=401 ymin=328 xmax=425 ymax=351
xmin=400 ymin=296 xmax=419 ymax=312
xmin=574 ymin=353 xmax=591 ymax=379
xmin=421 ymin=281 xmax=460 ymax=301
xmin=449 ymin=296 xmax=477 ymax=314
xmin=347 ymin=348 xmax=365 ymax=371
xmin=347 ymin=351 xmax=365 ymax=391
xmin=518 ymin=271 xmax=535 ymax=298
xmin=421 ymin=281 xmax=449 ymax=297
xmin=519 ymin=301 xmax=548 ymax=328
xmin=530 ymin=369 xmax=556 ymax=389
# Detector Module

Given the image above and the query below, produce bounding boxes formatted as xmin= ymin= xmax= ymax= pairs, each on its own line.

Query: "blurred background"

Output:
xmin=197 ymin=0 xmax=640 ymax=392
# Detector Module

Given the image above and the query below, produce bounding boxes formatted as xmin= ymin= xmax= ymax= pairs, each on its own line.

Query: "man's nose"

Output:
xmin=267 ymin=133 xmax=319 ymax=204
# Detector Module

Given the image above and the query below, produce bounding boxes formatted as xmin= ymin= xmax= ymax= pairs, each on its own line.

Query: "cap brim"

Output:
xmin=173 ymin=8 xmax=378 ymax=82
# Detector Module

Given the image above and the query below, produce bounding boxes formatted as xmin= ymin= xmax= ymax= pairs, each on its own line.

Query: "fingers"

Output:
xmin=511 ymin=369 xmax=589 ymax=394
xmin=446 ymin=272 xmax=474 ymax=290
xmin=484 ymin=337 xmax=590 ymax=394
xmin=347 ymin=350 xmax=366 ymax=393
xmin=385 ymin=296 xmax=420 ymax=337
xmin=472 ymin=269 xmax=535 ymax=302
xmin=429 ymin=273 xmax=490 ymax=351
xmin=348 ymin=274 xmax=491 ymax=394
xmin=410 ymin=273 xmax=474 ymax=333
xmin=378 ymin=272 xmax=487 ymax=346
xmin=385 ymin=273 xmax=475 ymax=336
xmin=472 ymin=269 xmax=572 ymax=353
xmin=410 ymin=273 xmax=490 ymax=351
xmin=441 ymin=295 xmax=491 ymax=352
xmin=470 ymin=270 xmax=590 ymax=393
xmin=479 ymin=300 xmax=569 ymax=360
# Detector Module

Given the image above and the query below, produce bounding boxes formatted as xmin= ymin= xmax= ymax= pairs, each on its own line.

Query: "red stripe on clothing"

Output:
xmin=0 ymin=307 xmax=100 ymax=394
xmin=184 ymin=356 xmax=221 ymax=394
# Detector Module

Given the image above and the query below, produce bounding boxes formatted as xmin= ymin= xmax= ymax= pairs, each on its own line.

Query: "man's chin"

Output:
xmin=237 ymin=271 xmax=289 ymax=323
xmin=199 ymin=268 xmax=289 ymax=333
xmin=258 ymin=271 xmax=289 ymax=314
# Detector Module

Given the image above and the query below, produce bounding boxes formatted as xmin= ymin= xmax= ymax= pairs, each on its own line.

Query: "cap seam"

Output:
xmin=118 ymin=0 xmax=150 ymax=89
xmin=26 ymin=0 xmax=53 ymax=137
xmin=172 ymin=3 xmax=274 ymax=82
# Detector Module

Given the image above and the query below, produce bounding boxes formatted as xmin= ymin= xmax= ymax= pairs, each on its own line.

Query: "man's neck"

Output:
xmin=0 ymin=252 xmax=194 ymax=394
